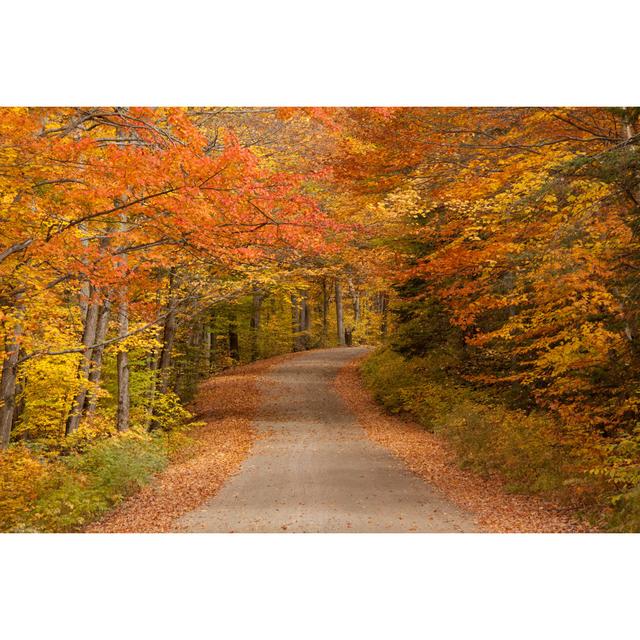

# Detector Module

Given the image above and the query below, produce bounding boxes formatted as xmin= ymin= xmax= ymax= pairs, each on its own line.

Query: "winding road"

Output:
xmin=177 ymin=347 xmax=477 ymax=532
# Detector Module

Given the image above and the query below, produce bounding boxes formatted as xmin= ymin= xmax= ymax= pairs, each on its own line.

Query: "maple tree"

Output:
xmin=0 ymin=107 xmax=339 ymax=443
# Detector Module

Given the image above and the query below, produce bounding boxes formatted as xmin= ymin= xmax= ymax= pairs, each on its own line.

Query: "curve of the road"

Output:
xmin=177 ymin=347 xmax=477 ymax=532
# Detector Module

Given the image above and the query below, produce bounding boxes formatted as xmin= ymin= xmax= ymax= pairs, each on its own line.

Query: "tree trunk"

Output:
xmin=321 ymin=278 xmax=329 ymax=346
xmin=115 ymin=192 xmax=131 ymax=432
xmin=145 ymin=346 xmax=159 ymax=430
xmin=116 ymin=295 xmax=130 ymax=432
xmin=291 ymin=293 xmax=309 ymax=351
xmin=158 ymin=304 xmax=178 ymax=394
xmin=65 ymin=291 xmax=100 ymax=435
xmin=250 ymin=293 xmax=262 ymax=361
xmin=150 ymin=282 xmax=178 ymax=431
xmin=335 ymin=280 xmax=345 ymax=346
xmin=78 ymin=223 xmax=90 ymax=322
xmin=228 ymin=311 xmax=240 ymax=362
xmin=621 ymin=108 xmax=640 ymax=343
xmin=301 ymin=291 xmax=311 ymax=349
xmin=203 ymin=317 xmax=212 ymax=374
xmin=352 ymin=290 xmax=360 ymax=328
xmin=12 ymin=368 xmax=26 ymax=436
xmin=82 ymin=231 xmax=113 ymax=417
xmin=380 ymin=291 xmax=389 ymax=337
xmin=208 ymin=310 xmax=217 ymax=372
xmin=0 ymin=316 xmax=22 ymax=449
xmin=79 ymin=279 xmax=90 ymax=324
xmin=344 ymin=327 xmax=353 ymax=346
xmin=84 ymin=299 xmax=111 ymax=417
xmin=291 ymin=294 xmax=300 ymax=351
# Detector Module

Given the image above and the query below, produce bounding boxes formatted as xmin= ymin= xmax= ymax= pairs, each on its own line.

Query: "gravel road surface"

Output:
xmin=178 ymin=347 xmax=477 ymax=532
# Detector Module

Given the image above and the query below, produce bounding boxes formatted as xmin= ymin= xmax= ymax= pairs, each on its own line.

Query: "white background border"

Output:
xmin=1 ymin=0 xmax=638 ymax=106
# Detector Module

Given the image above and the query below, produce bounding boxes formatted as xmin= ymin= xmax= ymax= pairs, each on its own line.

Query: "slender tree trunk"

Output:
xmin=203 ymin=317 xmax=212 ymax=374
xmin=149 ymin=286 xmax=178 ymax=431
xmin=155 ymin=268 xmax=178 ymax=394
xmin=65 ymin=291 xmax=100 ymax=435
xmin=291 ymin=294 xmax=300 ymax=351
xmin=0 ymin=314 xmax=22 ymax=449
xmin=115 ymin=191 xmax=131 ymax=432
xmin=321 ymin=278 xmax=329 ymax=346
xmin=116 ymin=295 xmax=130 ymax=432
xmin=291 ymin=293 xmax=309 ymax=351
xmin=335 ymin=280 xmax=345 ymax=346
xmin=380 ymin=291 xmax=389 ymax=337
xmin=352 ymin=290 xmax=360 ymax=328
xmin=79 ymin=280 xmax=90 ymax=324
xmin=158 ymin=305 xmax=178 ymax=393
xmin=78 ymin=223 xmax=90 ymax=323
xmin=228 ymin=311 xmax=240 ymax=362
xmin=84 ymin=299 xmax=111 ymax=417
xmin=250 ymin=293 xmax=262 ymax=361
xmin=81 ymin=232 xmax=113 ymax=417
xmin=208 ymin=310 xmax=217 ymax=372
xmin=301 ymin=291 xmax=311 ymax=349
xmin=12 ymin=367 xmax=26 ymax=436
xmin=145 ymin=346 xmax=159 ymax=430
xmin=621 ymin=108 xmax=640 ymax=343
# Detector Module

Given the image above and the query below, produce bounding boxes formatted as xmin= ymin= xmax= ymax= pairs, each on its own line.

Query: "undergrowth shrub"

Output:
xmin=592 ymin=432 xmax=640 ymax=531
xmin=42 ymin=433 xmax=167 ymax=531
xmin=151 ymin=391 xmax=196 ymax=432
xmin=0 ymin=445 xmax=49 ymax=532
xmin=0 ymin=398 xmax=199 ymax=532
xmin=609 ymin=486 xmax=640 ymax=532
xmin=440 ymin=398 xmax=571 ymax=494
xmin=1 ymin=433 xmax=167 ymax=532
xmin=360 ymin=348 xmax=608 ymax=511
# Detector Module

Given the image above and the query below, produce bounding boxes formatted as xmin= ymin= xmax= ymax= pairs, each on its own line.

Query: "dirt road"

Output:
xmin=177 ymin=347 xmax=477 ymax=532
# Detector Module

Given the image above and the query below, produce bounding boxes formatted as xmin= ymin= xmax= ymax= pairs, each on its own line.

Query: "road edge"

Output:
xmin=334 ymin=354 xmax=589 ymax=533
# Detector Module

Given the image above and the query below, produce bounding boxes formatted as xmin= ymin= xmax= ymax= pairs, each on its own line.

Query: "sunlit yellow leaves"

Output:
xmin=343 ymin=135 xmax=378 ymax=155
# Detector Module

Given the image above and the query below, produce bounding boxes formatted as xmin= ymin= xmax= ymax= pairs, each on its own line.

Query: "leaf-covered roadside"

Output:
xmin=335 ymin=353 xmax=592 ymax=533
xmin=87 ymin=355 xmax=288 ymax=533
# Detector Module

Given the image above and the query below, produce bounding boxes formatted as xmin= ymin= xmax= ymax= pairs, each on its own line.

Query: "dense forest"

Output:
xmin=2 ymin=107 xmax=640 ymax=530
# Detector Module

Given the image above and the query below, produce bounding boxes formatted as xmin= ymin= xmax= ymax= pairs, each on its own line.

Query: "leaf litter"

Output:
xmin=87 ymin=355 xmax=290 ymax=533
xmin=334 ymin=356 xmax=592 ymax=533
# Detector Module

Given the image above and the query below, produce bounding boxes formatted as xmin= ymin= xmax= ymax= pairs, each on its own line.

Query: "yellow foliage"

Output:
xmin=0 ymin=446 xmax=48 ymax=532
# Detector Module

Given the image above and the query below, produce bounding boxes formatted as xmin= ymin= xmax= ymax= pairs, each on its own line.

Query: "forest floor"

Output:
xmin=91 ymin=347 xmax=587 ymax=533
